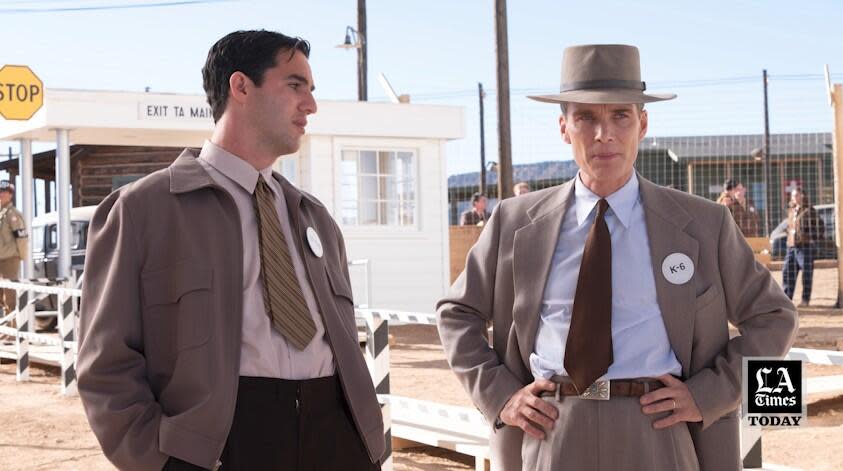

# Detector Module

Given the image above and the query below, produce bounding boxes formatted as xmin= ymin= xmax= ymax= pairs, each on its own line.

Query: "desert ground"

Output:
xmin=1 ymin=267 xmax=842 ymax=470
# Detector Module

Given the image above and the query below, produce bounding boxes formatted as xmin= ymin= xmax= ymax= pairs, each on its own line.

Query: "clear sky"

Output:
xmin=2 ymin=0 xmax=843 ymax=176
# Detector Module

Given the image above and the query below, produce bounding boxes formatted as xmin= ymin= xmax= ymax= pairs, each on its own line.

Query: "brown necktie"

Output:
xmin=253 ymin=175 xmax=317 ymax=350
xmin=564 ymin=198 xmax=613 ymax=393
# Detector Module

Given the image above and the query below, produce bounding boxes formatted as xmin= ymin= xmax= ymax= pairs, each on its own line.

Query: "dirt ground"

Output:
xmin=1 ymin=267 xmax=843 ymax=470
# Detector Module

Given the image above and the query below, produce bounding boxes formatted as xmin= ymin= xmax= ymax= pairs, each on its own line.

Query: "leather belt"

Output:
xmin=540 ymin=377 xmax=665 ymax=401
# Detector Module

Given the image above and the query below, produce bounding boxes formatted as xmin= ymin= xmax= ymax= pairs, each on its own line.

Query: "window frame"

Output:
xmin=337 ymin=146 xmax=420 ymax=231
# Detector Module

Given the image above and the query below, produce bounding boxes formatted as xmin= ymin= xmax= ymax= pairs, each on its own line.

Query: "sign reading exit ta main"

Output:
xmin=0 ymin=65 xmax=43 ymax=121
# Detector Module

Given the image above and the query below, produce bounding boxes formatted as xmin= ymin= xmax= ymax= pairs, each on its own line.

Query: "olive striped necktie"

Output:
xmin=253 ymin=174 xmax=316 ymax=350
xmin=564 ymin=198 xmax=614 ymax=393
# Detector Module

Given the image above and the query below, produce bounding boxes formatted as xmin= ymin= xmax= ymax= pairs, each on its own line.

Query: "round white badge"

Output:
xmin=661 ymin=253 xmax=694 ymax=285
xmin=306 ymin=227 xmax=323 ymax=258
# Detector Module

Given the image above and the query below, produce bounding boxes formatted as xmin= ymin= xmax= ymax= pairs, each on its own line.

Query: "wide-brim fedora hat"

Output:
xmin=528 ymin=44 xmax=676 ymax=104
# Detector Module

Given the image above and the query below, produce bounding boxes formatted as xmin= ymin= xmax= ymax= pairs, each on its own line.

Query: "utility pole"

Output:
xmin=762 ymin=69 xmax=772 ymax=236
xmin=479 ymin=82 xmax=487 ymax=196
xmin=494 ymin=0 xmax=513 ymax=201
xmin=357 ymin=0 xmax=368 ymax=101
xmin=827 ymin=67 xmax=843 ymax=307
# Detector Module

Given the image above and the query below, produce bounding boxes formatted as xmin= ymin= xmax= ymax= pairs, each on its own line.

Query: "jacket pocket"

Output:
xmin=141 ymin=259 xmax=213 ymax=360
xmin=694 ymin=284 xmax=720 ymax=311
xmin=325 ymin=266 xmax=358 ymax=341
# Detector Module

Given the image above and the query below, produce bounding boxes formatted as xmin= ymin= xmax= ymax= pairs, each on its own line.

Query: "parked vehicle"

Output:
xmin=31 ymin=206 xmax=95 ymax=329
xmin=769 ymin=203 xmax=836 ymax=259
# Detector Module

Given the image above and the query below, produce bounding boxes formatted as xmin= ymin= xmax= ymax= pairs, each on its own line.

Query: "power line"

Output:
xmin=0 ymin=0 xmax=231 ymax=13
xmin=412 ymin=73 xmax=843 ymax=101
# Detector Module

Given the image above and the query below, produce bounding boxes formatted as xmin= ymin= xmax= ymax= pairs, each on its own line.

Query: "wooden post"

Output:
xmin=494 ymin=0 xmax=513 ymax=201
xmin=762 ymin=70 xmax=772 ymax=236
xmin=357 ymin=0 xmax=368 ymax=101
xmin=687 ymin=163 xmax=694 ymax=195
xmin=479 ymin=82 xmax=487 ymax=196
xmin=830 ymin=83 xmax=843 ymax=307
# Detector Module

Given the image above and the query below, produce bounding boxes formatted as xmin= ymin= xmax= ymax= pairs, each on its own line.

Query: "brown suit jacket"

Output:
xmin=77 ymin=150 xmax=384 ymax=471
xmin=437 ymin=175 xmax=797 ymax=471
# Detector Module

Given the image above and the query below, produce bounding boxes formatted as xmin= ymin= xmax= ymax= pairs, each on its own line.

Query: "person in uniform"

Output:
xmin=0 ymin=180 xmax=28 ymax=314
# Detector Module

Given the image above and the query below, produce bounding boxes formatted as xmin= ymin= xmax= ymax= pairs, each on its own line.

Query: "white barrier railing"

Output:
xmin=5 ymin=295 xmax=837 ymax=471
xmin=358 ymin=308 xmax=843 ymax=471
xmin=0 ymin=278 xmax=79 ymax=394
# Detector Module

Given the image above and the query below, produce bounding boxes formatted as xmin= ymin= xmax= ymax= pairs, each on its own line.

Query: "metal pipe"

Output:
xmin=55 ymin=129 xmax=71 ymax=279
xmin=19 ymin=139 xmax=34 ymax=279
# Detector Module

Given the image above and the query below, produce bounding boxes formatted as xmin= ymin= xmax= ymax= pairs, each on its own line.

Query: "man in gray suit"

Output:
xmin=437 ymin=44 xmax=797 ymax=471
xmin=77 ymin=30 xmax=383 ymax=471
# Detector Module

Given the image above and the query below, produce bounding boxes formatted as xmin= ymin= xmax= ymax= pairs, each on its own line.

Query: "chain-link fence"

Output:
xmin=433 ymin=75 xmax=837 ymax=257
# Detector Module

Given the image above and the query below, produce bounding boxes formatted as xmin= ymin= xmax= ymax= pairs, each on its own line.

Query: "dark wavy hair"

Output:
xmin=202 ymin=30 xmax=310 ymax=122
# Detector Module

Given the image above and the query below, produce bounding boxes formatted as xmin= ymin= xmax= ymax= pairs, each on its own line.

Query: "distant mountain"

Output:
xmin=449 ymin=160 xmax=579 ymax=188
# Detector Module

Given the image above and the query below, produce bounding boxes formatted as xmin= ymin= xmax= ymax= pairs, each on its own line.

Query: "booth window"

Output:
xmin=340 ymin=150 xmax=416 ymax=226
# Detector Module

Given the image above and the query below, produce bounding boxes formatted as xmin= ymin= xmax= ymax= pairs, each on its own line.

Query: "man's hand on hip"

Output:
xmin=640 ymin=374 xmax=703 ymax=429
xmin=499 ymin=378 xmax=558 ymax=440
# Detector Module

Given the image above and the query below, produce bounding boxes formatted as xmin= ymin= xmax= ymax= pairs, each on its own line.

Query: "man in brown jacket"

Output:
xmin=77 ymin=31 xmax=383 ymax=471
xmin=783 ymin=187 xmax=824 ymax=306
xmin=460 ymin=192 xmax=490 ymax=226
xmin=437 ymin=45 xmax=797 ymax=471
xmin=719 ymin=179 xmax=760 ymax=237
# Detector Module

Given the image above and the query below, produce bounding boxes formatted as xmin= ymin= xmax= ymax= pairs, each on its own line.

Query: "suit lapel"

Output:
xmin=276 ymin=175 xmax=308 ymax=262
xmin=513 ymin=181 xmax=574 ymax=368
xmin=639 ymin=176 xmax=697 ymax=376
xmin=275 ymin=175 xmax=355 ymax=360
xmin=276 ymin=175 xmax=332 ymax=308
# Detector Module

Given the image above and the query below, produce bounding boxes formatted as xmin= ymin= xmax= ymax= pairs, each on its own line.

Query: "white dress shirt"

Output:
xmin=529 ymin=172 xmax=682 ymax=380
xmin=198 ymin=140 xmax=335 ymax=379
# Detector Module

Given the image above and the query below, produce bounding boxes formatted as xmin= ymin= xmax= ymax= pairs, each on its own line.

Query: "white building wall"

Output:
xmin=0 ymin=89 xmax=463 ymax=315
xmin=293 ymin=135 xmax=448 ymax=314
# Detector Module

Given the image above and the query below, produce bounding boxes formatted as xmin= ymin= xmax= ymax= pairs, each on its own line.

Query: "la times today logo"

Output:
xmin=742 ymin=358 xmax=806 ymax=427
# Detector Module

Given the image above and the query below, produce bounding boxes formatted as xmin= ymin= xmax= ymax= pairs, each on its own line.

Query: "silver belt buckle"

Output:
xmin=580 ymin=379 xmax=610 ymax=400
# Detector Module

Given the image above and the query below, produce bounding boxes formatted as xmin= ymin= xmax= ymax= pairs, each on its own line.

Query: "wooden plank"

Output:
xmin=391 ymin=437 xmax=422 ymax=451
xmin=450 ymin=226 xmax=483 ymax=283
xmin=832 ymin=84 xmax=843 ymax=306
xmin=0 ymin=343 xmax=61 ymax=367
xmin=807 ymin=375 xmax=843 ymax=395
xmin=80 ymin=174 xmax=160 ymax=187
xmin=79 ymin=186 xmax=116 ymax=198
xmin=745 ymin=237 xmax=771 ymax=253
xmin=82 ymin=155 xmax=177 ymax=167
xmin=80 ymin=162 xmax=171 ymax=176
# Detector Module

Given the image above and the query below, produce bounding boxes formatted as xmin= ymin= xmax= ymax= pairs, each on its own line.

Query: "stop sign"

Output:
xmin=0 ymin=65 xmax=44 ymax=121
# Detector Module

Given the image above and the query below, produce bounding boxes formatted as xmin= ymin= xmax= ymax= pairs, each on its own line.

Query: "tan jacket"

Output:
xmin=77 ymin=150 xmax=384 ymax=471
xmin=437 ymin=175 xmax=797 ymax=471
xmin=0 ymin=202 xmax=27 ymax=260
xmin=786 ymin=204 xmax=823 ymax=247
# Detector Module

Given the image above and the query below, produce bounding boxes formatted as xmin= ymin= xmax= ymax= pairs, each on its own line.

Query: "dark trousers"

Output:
xmin=164 ymin=375 xmax=379 ymax=471
xmin=782 ymin=246 xmax=815 ymax=302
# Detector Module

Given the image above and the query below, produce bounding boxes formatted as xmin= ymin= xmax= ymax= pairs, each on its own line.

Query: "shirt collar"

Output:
xmin=198 ymin=140 xmax=274 ymax=194
xmin=573 ymin=172 xmax=639 ymax=229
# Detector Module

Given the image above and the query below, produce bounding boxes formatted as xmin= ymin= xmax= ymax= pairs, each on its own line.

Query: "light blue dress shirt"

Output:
xmin=529 ymin=172 xmax=682 ymax=380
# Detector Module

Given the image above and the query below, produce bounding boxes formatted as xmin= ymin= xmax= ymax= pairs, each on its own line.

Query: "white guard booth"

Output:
xmin=0 ymin=89 xmax=464 ymax=312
